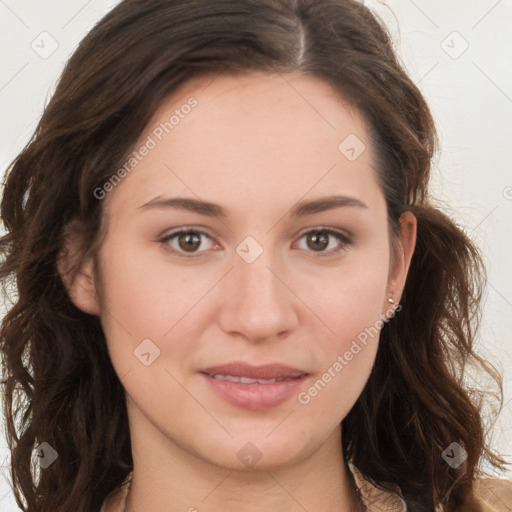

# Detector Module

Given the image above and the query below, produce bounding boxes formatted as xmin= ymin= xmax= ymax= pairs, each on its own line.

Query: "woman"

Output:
xmin=0 ymin=0 xmax=510 ymax=511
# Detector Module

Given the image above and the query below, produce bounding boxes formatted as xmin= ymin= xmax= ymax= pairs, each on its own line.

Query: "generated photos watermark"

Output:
xmin=297 ymin=303 xmax=402 ymax=405
xmin=93 ymin=97 xmax=198 ymax=200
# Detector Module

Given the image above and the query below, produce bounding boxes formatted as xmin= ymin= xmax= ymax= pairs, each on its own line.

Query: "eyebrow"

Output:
xmin=138 ymin=194 xmax=368 ymax=218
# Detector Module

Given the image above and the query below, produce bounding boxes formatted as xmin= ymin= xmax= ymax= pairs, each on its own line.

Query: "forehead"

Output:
xmin=103 ymin=71 xmax=384 ymax=220
xmin=155 ymin=70 xmax=366 ymax=149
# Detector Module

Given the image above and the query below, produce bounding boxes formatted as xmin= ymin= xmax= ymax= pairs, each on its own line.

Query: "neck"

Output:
xmin=122 ymin=416 xmax=364 ymax=512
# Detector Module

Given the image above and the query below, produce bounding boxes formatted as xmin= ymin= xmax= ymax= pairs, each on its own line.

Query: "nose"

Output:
xmin=216 ymin=246 xmax=299 ymax=344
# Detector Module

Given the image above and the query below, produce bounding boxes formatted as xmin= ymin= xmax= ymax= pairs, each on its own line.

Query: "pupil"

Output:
xmin=308 ymin=231 xmax=328 ymax=251
xmin=180 ymin=233 xmax=200 ymax=252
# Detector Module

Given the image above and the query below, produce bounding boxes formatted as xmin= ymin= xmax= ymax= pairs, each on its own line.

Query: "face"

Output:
xmin=69 ymin=71 xmax=415 ymax=472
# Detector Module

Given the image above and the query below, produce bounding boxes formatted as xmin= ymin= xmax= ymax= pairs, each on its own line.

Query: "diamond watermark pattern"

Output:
xmin=441 ymin=31 xmax=469 ymax=59
xmin=237 ymin=442 xmax=262 ymax=467
xmin=31 ymin=32 xmax=59 ymax=59
xmin=338 ymin=134 xmax=366 ymax=162
xmin=236 ymin=236 xmax=263 ymax=264
xmin=134 ymin=338 xmax=161 ymax=366
xmin=441 ymin=442 xmax=468 ymax=468
xmin=35 ymin=442 xmax=58 ymax=469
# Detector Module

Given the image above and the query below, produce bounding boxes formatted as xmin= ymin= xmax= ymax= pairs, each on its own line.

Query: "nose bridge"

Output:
xmin=218 ymin=234 xmax=297 ymax=341
xmin=235 ymin=236 xmax=286 ymax=310
xmin=238 ymin=248 xmax=277 ymax=297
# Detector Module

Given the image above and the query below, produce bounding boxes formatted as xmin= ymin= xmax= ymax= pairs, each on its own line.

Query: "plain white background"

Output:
xmin=0 ymin=0 xmax=511 ymax=509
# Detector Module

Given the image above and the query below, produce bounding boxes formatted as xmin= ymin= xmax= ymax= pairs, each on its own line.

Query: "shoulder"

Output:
xmin=348 ymin=461 xmax=512 ymax=512
xmin=347 ymin=461 xmax=407 ymax=511
xmin=473 ymin=477 xmax=512 ymax=512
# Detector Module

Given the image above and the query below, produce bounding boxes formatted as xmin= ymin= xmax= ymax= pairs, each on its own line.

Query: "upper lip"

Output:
xmin=200 ymin=362 xmax=308 ymax=380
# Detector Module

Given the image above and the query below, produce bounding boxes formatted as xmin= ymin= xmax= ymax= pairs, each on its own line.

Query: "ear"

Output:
xmin=385 ymin=210 xmax=417 ymax=306
xmin=57 ymin=224 xmax=101 ymax=316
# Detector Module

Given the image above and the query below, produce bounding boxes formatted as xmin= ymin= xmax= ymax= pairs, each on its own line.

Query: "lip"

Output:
xmin=200 ymin=362 xmax=307 ymax=380
xmin=199 ymin=362 xmax=309 ymax=411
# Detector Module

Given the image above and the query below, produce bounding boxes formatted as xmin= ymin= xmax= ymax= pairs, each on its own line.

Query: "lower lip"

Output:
xmin=200 ymin=373 xmax=308 ymax=411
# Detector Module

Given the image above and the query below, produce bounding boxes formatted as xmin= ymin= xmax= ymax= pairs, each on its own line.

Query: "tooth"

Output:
xmin=239 ymin=376 xmax=259 ymax=384
xmin=210 ymin=375 xmax=288 ymax=384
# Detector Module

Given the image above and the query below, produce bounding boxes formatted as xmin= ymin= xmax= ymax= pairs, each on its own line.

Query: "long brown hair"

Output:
xmin=0 ymin=1 xmax=508 ymax=510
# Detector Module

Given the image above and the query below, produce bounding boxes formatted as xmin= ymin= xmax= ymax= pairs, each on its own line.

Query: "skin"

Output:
xmin=61 ymin=71 xmax=417 ymax=511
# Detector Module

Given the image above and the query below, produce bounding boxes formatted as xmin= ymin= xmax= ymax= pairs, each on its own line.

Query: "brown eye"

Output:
xmin=296 ymin=228 xmax=352 ymax=257
xmin=177 ymin=232 xmax=202 ymax=252
xmin=161 ymin=229 xmax=215 ymax=258
xmin=306 ymin=231 xmax=329 ymax=251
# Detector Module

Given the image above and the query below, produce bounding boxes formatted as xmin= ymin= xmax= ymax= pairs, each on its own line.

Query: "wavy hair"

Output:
xmin=0 ymin=0 xmax=508 ymax=510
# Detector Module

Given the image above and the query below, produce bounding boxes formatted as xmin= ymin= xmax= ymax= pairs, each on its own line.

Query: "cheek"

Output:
xmin=95 ymin=235 xmax=218 ymax=375
xmin=301 ymin=235 xmax=390 ymax=342
xmin=95 ymin=234 xmax=193 ymax=331
xmin=294 ymin=240 xmax=389 ymax=405
xmin=296 ymin=277 xmax=384 ymax=421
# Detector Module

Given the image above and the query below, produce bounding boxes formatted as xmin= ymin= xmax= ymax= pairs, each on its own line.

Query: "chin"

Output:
xmin=200 ymin=435 xmax=312 ymax=472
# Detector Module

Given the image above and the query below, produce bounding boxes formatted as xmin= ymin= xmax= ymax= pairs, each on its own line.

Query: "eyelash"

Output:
xmin=159 ymin=226 xmax=352 ymax=259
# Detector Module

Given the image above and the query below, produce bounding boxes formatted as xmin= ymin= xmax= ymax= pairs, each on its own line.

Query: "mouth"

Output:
xmin=199 ymin=362 xmax=309 ymax=410
xmin=200 ymin=362 xmax=308 ymax=380
xmin=205 ymin=374 xmax=299 ymax=384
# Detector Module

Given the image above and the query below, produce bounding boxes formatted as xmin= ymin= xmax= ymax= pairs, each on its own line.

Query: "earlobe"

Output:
xmin=57 ymin=231 xmax=101 ymax=316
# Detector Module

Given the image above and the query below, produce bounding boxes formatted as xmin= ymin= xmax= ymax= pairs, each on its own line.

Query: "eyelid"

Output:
xmin=158 ymin=225 xmax=352 ymax=258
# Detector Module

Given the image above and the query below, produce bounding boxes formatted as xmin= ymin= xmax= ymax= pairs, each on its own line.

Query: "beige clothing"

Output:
xmin=100 ymin=462 xmax=512 ymax=512
xmin=347 ymin=462 xmax=512 ymax=512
